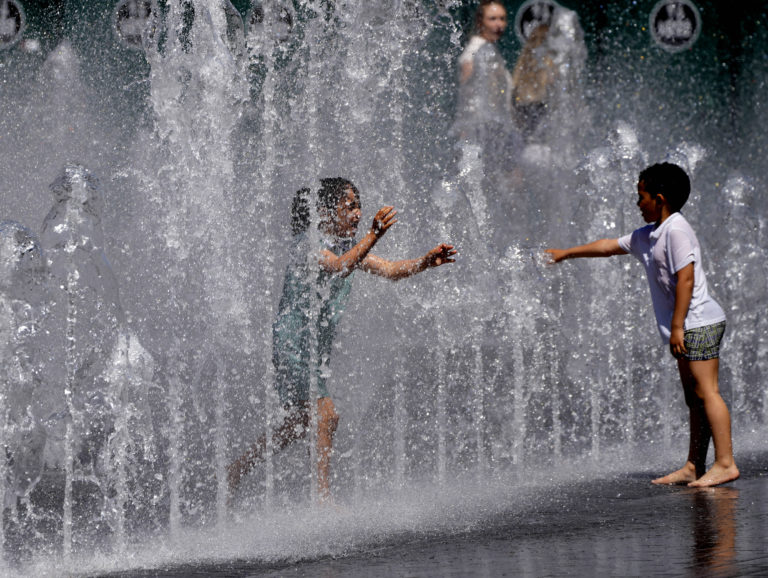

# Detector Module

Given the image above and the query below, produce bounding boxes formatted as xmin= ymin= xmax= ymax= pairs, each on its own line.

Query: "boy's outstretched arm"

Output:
xmin=546 ymin=239 xmax=627 ymax=263
xmin=361 ymin=243 xmax=457 ymax=280
xmin=320 ymin=206 xmax=397 ymax=276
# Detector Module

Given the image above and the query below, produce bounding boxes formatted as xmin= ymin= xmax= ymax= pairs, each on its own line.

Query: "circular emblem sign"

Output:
xmin=0 ymin=0 xmax=25 ymax=50
xmin=114 ymin=0 xmax=153 ymax=50
xmin=514 ymin=0 xmax=560 ymax=43
xmin=650 ymin=0 xmax=701 ymax=52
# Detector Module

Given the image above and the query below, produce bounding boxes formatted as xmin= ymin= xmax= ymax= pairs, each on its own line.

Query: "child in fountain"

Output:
xmin=228 ymin=177 xmax=456 ymax=500
xmin=545 ymin=163 xmax=739 ymax=488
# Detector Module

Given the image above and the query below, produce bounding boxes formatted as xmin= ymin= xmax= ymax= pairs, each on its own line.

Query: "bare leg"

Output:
xmin=653 ymin=359 xmax=712 ymax=485
xmin=652 ymin=406 xmax=710 ymax=485
xmin=316 ymin=396 xmax=339 ymax=501
xmin=686 ymin=359 xmax=739 ymax=487
xmin=227 ymin=402 xmax=310 ymax=492
xmin=688 ymin=403 xmax=713 ymax=477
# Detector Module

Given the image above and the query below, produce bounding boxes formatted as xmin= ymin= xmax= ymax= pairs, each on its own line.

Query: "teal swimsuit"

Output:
xmin=272 ymin=232 xmax=354 ymax=405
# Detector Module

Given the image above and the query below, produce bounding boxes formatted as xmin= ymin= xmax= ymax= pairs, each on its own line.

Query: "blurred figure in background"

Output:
xmin=516 ymin=7 xmax=588 ymax=168
xmin=443 ymin=0 xmax=523 ymax=253
xmin=511 ymin=24 xmax=555 ymax=142
xmin=453 ymin=0 xmax=523 ymax=172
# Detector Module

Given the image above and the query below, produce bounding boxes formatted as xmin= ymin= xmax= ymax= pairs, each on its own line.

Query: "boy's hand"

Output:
xmin=371 ymin=206 xmax=397 ymax=238
xmin=669 ymin=328 xmax=687 ymax=359
xmin=544 ymin=248 xmax=567 ymax=263
xmin=424 ymin=244 xmax=457 ymax=268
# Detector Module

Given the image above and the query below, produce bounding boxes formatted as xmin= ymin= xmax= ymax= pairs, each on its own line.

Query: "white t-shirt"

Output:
xmin=455 ymin=35 xmax=514 ymax=127
xmin=618 ymin=212 xmax=725 ymax=342
xmin=458 ymin=35 xmax=487 ymax=67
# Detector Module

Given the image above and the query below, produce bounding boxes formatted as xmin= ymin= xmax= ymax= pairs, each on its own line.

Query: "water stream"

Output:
xmin=0 ymin=0 xmax=765 ymax=574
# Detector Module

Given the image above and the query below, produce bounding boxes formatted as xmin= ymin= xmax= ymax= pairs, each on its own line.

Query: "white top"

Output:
xmin=458 ymin=35 xmax=488 ymax=67
xmin=618 ymin=212 xmax=725 ymax=342
xmin=454 ymin=35 xmax=515 ymax=132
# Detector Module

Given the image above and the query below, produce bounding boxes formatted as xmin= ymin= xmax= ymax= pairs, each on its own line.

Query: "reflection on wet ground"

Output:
xmin=100 ymin=451 xmax=768 ymax=578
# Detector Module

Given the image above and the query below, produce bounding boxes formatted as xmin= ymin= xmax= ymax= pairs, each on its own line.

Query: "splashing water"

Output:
xmin=0 ymin=0 xmax=766 ymax=574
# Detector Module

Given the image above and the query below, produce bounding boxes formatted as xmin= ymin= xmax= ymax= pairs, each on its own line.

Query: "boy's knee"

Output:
xmin=684 ymin=388 xmax=704 ymax=408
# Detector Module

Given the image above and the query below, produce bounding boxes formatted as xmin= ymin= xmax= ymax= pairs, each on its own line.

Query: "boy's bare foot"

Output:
xmin=652 ymin=464 xmax=697 ymax=485
xmin=688 ymin=463 xmax=740 ymax=488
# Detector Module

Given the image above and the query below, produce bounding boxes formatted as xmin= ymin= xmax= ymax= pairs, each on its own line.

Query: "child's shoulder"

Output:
xmin=460 ymin=35 xmax=490 ymax=65
xmin=629 ymin=222 xmax=656 ymax=239
xmin=662 ymin=212 xmax=697 ymax=235
xmin=671 ymin=212 xmax=694 ymax=227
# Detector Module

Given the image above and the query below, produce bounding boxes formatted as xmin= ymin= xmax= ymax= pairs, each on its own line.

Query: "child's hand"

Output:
xmin=669 ymin=328 xmax=687 ymax=359
xmin=544 ymin=249 xmax=566 ymax=264
xmin=371 ymin=206 xmax=397 ymax=238
xmin=424 ymin=244 xmax=457 ymax=268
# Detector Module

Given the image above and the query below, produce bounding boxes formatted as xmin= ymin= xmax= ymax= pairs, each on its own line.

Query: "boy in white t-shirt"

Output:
xmin=546 ymin=163 xmax=739 ymax=488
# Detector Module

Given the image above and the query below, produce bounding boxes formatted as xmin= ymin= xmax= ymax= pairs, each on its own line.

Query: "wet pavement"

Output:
xmin=99 ymin=451 xmax=768 ymax=578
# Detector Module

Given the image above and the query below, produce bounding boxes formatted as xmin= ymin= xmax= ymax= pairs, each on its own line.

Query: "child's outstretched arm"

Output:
xmin=361 ymin=243 xmax=457 ymax=280
xmin=545 ymin=239 xmax=627 ymax=263
xmin=320 ymin=206 xmax=397 ymax=276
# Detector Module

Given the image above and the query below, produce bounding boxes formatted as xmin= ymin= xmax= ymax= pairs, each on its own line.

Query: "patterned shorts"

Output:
xmin=684 ymin=321 xmax=726 ymax=361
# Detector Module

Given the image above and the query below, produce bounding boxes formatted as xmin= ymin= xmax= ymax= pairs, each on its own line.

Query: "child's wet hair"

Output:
xmin=639 ymin=163 xmax=691 ymax=213
xmin=290 ymin=187 xmax=312 ymax=235
xmin=290 ymin=178 xmax=360 ymax=235
xmin=317 ymin=177 xmax=360 ymax=213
